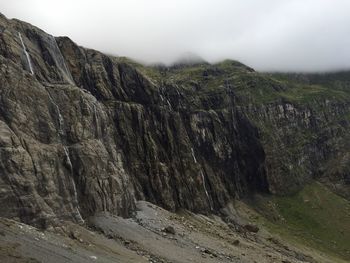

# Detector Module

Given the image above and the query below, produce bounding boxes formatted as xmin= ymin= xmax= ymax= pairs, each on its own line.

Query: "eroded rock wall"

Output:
xmin=0 ymin=14 xmax=268 ymax=227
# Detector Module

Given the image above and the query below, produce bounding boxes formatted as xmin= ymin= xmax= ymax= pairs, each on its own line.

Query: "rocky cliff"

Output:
xmin=0 ymin=13 xmax=349 ymax=229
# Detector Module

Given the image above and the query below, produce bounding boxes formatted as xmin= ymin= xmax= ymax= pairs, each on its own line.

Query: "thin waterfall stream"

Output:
xmin=18 ymin=32 xmax=34 ymax=75
xmin=191 ymin=147 xmax=213 ymax=210
xmin=47 ymin=89 xmax=85 ymax=224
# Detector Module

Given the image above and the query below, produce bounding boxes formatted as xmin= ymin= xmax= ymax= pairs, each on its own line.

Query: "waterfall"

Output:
xmin=166 ymin=99 xmax=172 ymax=110
xmin=191 ymin=147 xmax=197 ymax=163
xmin=200 ymin=170 xmax=212 ymax=210
xmin=18 ymin=32 xmax=34 ymax=75
xmin=191 ymin=147 xmax=212 ymax=210
xmin=63 ymin=146 xmax=85 ymax=224
xmin=46 ymin=89 xmax=84 ymax=223
xmin=50 ymin=35 xmax=75 ymax=84
xmin=63 ymin=146 xmax=72 ymax=169
xmin=70 ymin=176 xmax=85 ymax=224
xmin=47 ymin=91 xmax=64 ymax=136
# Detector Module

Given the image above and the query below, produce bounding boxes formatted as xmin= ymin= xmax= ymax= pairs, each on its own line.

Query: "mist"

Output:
xmin=1 ymin=0 xmax=350 ymax=72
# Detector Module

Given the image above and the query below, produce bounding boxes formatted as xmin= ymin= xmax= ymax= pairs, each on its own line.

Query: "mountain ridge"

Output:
xmin=0 ymin=13 xmax=349 ymax=262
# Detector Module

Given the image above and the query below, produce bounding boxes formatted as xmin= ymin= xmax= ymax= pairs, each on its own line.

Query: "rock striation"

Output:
xmin=0 ymin=13 xmax=349 ymax=228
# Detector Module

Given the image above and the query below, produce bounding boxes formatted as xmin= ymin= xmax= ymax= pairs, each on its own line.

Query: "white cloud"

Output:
xmin=1 ymin=0 xmax=350 ymax=71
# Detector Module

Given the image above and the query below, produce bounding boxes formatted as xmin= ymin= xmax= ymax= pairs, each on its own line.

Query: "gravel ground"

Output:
xmin=0 ymin=201 xmax=336 ymax=263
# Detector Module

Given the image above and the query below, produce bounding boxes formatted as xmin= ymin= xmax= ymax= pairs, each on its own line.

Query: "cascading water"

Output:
xmin=49 ymin=35 xmax=75 ymax=84
xmin=190 ymin=148 xmax=212 ymax=210
xmin=47 ymin=89 xmax=85 ymax=223
xmin=47 ymin=91 xmax=64 ymax=136
xmin=18 ymin=32 xmax=34 ymax=75
xmin=191 ymin=147 xmax=197 ymax=163
xmin=166 ymin=99 xmax=172 ymax=110
xmin=63 ymin=146 xmax=73 ymax=169
xmin=63 ymin=146 xmax=85 ymax=224
xmin=200 ymin=170 xmax=212 ymax=210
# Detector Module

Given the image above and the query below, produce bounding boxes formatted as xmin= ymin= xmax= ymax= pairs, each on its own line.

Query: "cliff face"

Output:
xmin=0 ymin=14 xmax=349 ymax=228
xmin=243 ymin=100 xmax=350 ymax=194
xmin=0 ymin=14 xmax=268 ymax=227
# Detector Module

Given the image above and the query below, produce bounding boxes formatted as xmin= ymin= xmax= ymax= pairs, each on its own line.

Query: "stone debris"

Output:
xmin=161 ymin=226 xmax=175 ymax=235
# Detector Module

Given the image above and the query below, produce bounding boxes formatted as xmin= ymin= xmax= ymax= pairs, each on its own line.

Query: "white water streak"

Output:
xmin=51 ymin=35 xmax=75 ymax=84
xmin=47 ymin=92 xmax=64 ymax=135
xmin=18 ymin=32 xmax=34 ymax=75
xmin=47 ymin=89 xmax=84 ymax=223
xmin=191 ymin=147 xmax=197 ymax=163
xmin=63 ymin=146 xmax=72 ymax=169
xmin=64 ymin=146 xmax=85 ymax=224
xmin=200 ymin=170 xmax=212 ymax=210
xmin=191 ymin=147 xmax=212 ymax=210
xmin=166 ymin=99 xmax=172 ymax=110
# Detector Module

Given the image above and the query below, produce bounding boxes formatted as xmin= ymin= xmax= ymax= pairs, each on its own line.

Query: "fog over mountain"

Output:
xmin=1 ymin=3 xmax=350 ymax=262
xmin=1 ymin=0 xmax=350 ymax=71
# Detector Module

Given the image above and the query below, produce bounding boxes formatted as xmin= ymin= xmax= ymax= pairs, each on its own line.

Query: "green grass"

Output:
xmin=118 ymin=58 xmax=350 ymax=108
xmin=252 ymin=182 xmax=350 ymax=261
xmin=279 ymin=84 xmax=350 ymax=104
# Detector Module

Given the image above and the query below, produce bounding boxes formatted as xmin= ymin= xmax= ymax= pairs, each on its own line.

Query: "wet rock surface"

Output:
xmin=0 ymin=13 xmax=268 ymax=226
xmin=0 ymin=13 xmax=350 ymax=262
xmin=0 ymin=15 xmax=350 ymax=262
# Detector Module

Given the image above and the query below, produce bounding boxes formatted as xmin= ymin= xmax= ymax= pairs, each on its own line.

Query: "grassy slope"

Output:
xmin=248 ymin=182 xmax=350 ymax=262
xmin=123 ymin=58 xmax=350 ymax=107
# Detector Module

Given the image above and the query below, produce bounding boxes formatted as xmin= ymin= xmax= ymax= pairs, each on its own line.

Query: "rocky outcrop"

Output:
xmin=242 ymin=100 xmax=350 ymax=194
xmin=0 ymin=13 xmax=349 ymax=228
xmin=0 ymin=14 xmax=269 ymax=227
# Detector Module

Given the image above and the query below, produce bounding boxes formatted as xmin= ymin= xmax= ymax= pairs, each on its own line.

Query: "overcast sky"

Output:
xmin=1 ymin=0 xmax=350 ymax=72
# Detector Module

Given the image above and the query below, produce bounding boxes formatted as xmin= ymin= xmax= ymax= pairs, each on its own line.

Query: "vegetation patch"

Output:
xmin=250 ymin=182 xmax=350 ymax=261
